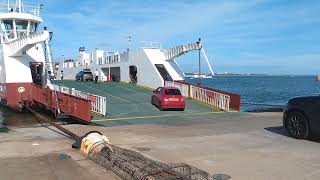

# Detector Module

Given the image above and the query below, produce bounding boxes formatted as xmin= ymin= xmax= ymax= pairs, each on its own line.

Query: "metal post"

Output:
xmin=197 ymin=38 xmax=202 ymax=86
xmin=127 ymin=36 xmax=132 ymax=52
xmin=199 ymin=47 xmax=201 ymax=86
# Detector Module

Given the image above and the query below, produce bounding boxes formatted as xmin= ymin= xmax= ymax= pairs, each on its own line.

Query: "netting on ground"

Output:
xmin=88 ymin=142 xmax=210 ymax=180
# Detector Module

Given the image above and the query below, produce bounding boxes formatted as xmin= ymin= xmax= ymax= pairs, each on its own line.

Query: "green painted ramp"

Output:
xmin=54 ymin=81 xmax=221 ymax=126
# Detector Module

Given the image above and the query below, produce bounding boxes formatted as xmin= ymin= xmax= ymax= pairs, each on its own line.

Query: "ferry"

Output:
xmin=186 ymin=73 xmax=214 ymax=79
xmin=0 ymin=0 xmax=97 ymax=122
xmin=57 ymin=39 xmax=215 ymax=89
xmin=0 ymin=0 xmax=240 ymax=124
xmin=0 ymin=0 xmax=53 ymax=108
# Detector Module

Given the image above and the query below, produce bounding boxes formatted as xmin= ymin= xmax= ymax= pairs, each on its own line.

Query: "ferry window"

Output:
xmin=3 ymin=20 xmax=13 ymax=30
xmin=3 ymin=20 xmax=14 ymax=39
xmin=16 ymin=20 xmax=28 ymax=38
xmin=16 ymin=20 xmax=28 ymax=30
xmin=29 ymin=22 xmax=38 ymax=33
xmin=29 ymin=22 xmax=37 ymax=34
xmin=98 ymin=57 xmax=102 ymax=65
xmin=35 ymin=23 xmax=38 ymax=32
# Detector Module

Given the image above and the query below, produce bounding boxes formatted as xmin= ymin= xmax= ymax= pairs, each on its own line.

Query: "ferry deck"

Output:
xmin=54 ymin=80 xmax=233 ymax=126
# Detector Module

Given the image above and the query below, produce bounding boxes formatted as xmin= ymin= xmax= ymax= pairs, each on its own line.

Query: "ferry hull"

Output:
xmin=0 ymin=83 xmax=33 ymax=110
xmin=0 ymin=82 xmax=92 ymax=123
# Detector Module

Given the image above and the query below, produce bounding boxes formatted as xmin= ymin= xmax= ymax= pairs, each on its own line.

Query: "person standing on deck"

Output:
xmin=61 ymin=71 xmax=64 ymax=80
xmin=94 ymin=69 xmax=99 ymax=84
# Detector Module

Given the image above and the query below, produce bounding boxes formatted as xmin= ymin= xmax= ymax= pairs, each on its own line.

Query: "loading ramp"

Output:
xmin=55 ymin=80 xmax=221 ymax=126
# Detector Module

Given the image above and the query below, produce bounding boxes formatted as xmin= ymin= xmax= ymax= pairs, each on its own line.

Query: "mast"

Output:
xmin=15 ymin=0 xmax=22 ymax=13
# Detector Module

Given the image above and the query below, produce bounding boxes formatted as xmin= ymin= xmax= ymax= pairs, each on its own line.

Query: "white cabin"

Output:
xmin=58 ymin=40 xmax=215 ymax=89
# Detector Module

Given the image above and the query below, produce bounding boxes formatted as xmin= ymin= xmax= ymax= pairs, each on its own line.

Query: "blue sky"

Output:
xmin=30 ymin=0 xmax=320 ymax=74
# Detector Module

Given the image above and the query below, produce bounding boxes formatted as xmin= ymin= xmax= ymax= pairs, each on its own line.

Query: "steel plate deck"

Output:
xmin=54 ymin=81 xmax=235 ymax=126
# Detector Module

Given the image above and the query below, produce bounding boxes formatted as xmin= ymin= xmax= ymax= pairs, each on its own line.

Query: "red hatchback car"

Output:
xmin=151 ymin=87 xmax=185 ymax=111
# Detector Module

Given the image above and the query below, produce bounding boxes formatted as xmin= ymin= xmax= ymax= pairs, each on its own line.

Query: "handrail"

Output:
xmin=0 ymin=3 xmax=40 ymax=16
xmin=53 ymin=85 xmax=107 ymax=116
xmin=6 ymin=31 xmax=49 ymax=56
xmin=162 ymin=42 xmax=201 ymax=60
xmin=165 ymin=81 xmax=231 ymax=111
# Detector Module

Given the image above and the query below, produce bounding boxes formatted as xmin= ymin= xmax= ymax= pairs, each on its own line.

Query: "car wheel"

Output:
xmin=180 ymin=108 xmax=185 ymax=111
xmin=286 ymin=111 xmax=310 ymax=139
xmin=151 ymin=98 xmax=154 ymax=105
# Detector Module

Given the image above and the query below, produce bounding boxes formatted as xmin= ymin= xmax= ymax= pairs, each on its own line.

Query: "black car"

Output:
xmin=283 ymin=96 xmax=320 ymax=139
xmin=75 ymin=71 xmax=94 ymax=81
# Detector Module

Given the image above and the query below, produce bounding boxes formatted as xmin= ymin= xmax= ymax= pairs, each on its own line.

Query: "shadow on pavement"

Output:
xmin=265 ymin=126 xmax=320 ymax=143
xmin=264 ymin=126 xmax=289 ymax=137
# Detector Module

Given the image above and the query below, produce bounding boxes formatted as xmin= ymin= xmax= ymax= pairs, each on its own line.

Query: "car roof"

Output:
xmin=161 ymin=87 xmax=180 ymax=90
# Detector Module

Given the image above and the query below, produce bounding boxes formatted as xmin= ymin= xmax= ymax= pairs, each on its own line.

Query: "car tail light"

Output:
xmin=181 ymin=98 xmax=184 ymax=102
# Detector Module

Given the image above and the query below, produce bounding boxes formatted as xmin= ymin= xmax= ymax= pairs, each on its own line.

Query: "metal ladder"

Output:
xmin=43 ymin=32 xmax=61 ymax=115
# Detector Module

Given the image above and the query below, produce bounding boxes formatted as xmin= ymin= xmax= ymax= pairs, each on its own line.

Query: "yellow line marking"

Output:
xmin=79 ymin=83 xmax=130 ymax=103
xmin=92 ymin=111 xmax=225 ymax=122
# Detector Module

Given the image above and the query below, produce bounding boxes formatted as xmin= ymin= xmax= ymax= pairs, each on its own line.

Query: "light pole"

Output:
xmin=61 ymin=54 xmax=65 ymax=68
xmin=196 ymin=38 xmax=202 ymax=86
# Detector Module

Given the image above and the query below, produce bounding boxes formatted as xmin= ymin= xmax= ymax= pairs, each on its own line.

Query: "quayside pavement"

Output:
xmin=1 ymin=111 xmax=320 ymax=179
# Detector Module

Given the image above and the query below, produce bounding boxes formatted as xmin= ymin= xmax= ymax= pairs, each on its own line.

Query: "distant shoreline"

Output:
xmin=184 ymin=73 xmax=316 ymax=77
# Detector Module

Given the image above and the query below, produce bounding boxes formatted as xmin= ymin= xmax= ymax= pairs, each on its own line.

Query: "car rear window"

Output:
xmin=83 ymin=72 xmax=92 ymax=74
xmin=165 ymin=89 xmax=181 ymax=95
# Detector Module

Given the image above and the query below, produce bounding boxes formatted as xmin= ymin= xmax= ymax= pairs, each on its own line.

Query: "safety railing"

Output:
xmin=162 ymin=42 xmax=202 ymax=60
xmin=165 ymin=81 xmax=231 ymax=111
xmin=165 ymin=81 xmax=189 ymax=97
xmin=6 ymin=31 xmax=49 ymax=56
xmin=53 ymin=85 xmax=107 ymax=116
xmin=0 ymin=3 xmax=40 ymax=16
xmin=191 ymin=85 xmax=230 ymax=111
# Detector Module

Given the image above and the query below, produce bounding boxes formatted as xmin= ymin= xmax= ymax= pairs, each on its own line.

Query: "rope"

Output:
xmin=26 ymin=106 xmax=79 ymax=141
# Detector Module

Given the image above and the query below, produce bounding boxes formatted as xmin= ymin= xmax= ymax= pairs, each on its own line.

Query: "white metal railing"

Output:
xmin=191 ymin=86 xmax=230 ymax=111
xmin=165 ymin=81 xmax=230 ymax=111
xmin=6 ymin=31 xmax=49 ymax=56
xmin=165 ymin=81 xmax=189 ymax=97
xmin=163 ymin=42 xmax=202 ymax=61
xmin=0 ymin=3 xmax=40 ymax=16
xmin=53 ymin=85 xmax=107 ymax=116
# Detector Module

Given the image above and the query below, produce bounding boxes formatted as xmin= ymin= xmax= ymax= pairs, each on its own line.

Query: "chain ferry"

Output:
xmin=0 ymin=0 xmax=240 ymax=124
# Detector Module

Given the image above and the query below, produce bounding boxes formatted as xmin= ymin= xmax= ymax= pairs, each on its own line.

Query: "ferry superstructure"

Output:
xmin=0 ymin=0 xmax=54 ymax=108
xmin=0 ymin=0 xmax=95 ymax=121
xmin=58 ymin=40 xmax=215 ymax=89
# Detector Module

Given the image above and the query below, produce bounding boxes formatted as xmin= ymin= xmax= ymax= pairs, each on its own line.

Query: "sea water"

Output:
xmin=187 ymin=75 xmax=320 ymax=110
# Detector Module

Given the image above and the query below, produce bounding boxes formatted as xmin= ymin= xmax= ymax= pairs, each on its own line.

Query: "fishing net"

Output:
xmin=87 ymin=142 xmax=210 ymax=180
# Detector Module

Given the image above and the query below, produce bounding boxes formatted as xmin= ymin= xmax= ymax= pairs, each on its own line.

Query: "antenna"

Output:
xmin=126 ymin=36 xmax=132 ymax=51
xmin=15 ymin=0 xmax=22 ymax=12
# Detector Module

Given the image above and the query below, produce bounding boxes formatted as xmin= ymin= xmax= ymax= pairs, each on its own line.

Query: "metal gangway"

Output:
xmin=162 ymin=39 xmax=215 ymax=76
